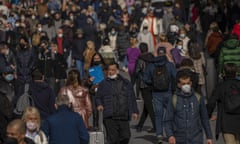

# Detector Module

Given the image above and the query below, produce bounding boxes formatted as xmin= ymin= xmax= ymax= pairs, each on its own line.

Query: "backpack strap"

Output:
xmin=172 ymin=93 xmax=177 ymax=110
xmin=194 ymin=92 xmax=201 ymax=103
xmin=172 ymin=92 xmax=201 ymax=110
xmin=24 ymin=84 xmax=29 ymax=93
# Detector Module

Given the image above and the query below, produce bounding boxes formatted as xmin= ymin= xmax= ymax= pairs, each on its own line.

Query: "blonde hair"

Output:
xmin=159 ymin=33 xmax=168 ymax=42
xmin=22 ymin=107 xmax=41 ymax=130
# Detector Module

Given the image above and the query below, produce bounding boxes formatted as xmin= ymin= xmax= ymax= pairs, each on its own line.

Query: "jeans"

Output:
xmin=152 ymin=91 xmax=171 ymax=136
xmin=76 ymin=60 xmax=84 ymax=80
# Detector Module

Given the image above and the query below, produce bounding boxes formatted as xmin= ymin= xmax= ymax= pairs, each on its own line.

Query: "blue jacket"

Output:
xmin=143 ymin=56 xmax=177 ymax=92
xmin=165 ymin=89 xmax=213 ymax=143
xmin=42 ymin=105 xmax=89 ymax=144
xmin=95 ymin=75 xmax=139 ymax=120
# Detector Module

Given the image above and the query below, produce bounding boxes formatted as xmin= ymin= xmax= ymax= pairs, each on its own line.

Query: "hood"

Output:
xmin=175 ymin=88 xmax=194 ymax=98
xmin=211 ymin=32 xmax=223 ymax=38
xmin=30 ymin=81 xmax=49 ymax=92
xmin=139 ymin=53 xmax=154 ymax=62
xmin=152 ymin=55 xmax=168 ymax=66
xmin=224 ymin=38 xmax=240 ymax=49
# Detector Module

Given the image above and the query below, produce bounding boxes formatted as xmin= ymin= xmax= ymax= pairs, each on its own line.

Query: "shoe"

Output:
xmin=147 ymin=128 xmax=156 ymax=133
xmin=134 ymin=125 xmax=142 ymax=132
xmin=157 ymin=135 xmax=164 ymax=144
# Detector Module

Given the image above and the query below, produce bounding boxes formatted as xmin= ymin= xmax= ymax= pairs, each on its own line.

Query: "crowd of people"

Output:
xmin=1 ymin=0 xmax=240 ymax=143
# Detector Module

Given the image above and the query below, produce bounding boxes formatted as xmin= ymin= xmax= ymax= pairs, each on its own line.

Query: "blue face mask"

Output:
xmin=4 ymin=74 xmax=14 ymax=82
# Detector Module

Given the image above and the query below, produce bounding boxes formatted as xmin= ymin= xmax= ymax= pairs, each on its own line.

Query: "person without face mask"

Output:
xmin=165 ymin=70 xmax=213 ymax=144
xmin=6 ymin=119 xmax=35 ymax=144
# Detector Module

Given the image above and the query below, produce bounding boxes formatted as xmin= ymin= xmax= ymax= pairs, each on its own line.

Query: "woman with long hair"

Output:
xmin=58 ymin=69 xmax=92 ymax=128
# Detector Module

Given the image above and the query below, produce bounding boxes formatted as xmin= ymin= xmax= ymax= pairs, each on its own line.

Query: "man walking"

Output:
xmin=96 ymin=62 xmax=139 ymax=144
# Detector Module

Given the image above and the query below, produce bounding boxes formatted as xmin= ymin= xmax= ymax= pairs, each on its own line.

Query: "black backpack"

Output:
xmin=224 ymin=80 xmax=240 ymax=114
xmin=152 ymin=64 xmax=170 ymax=91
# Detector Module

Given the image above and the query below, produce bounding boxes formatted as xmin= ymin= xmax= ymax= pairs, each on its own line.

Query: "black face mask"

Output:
xmin=19 ymin=43 xmax=25 ymax=49
xmin=92 ymin=61 xmax=102 ymax=66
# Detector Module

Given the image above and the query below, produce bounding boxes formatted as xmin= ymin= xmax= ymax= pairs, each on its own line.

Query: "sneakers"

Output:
xmin=147 ymin=128 xmax=156 ymax=133
xmin=157 ymin=135 xmax=165 ymax=144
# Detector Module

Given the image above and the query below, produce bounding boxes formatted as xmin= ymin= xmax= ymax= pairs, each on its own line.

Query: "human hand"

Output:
xmin=89 ymin=77 xmax=95 ymax=82
xmin=168 ymin=136 xmax=176 ymax=144
xmin=207 ymin=139 xmax=213 ymax=144
xmin=97 ymin=105 xmax=104 ymax=111
xmin=132 ymin=113 xmax=139 ymax=121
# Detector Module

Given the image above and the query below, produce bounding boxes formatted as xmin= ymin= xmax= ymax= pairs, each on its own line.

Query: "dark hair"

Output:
xmin=103 ymin=37 xmax=110 ymax=45
xmin=188 ymin=41 xmax=201 ymax=60
xmin=180 ymin=58 xmax=194 ymax=67
xmin=139 ymin=42 xmax=148 ymax=53
xmin=224 ymin=63 xmax=238 ymax=79
xmin=66 ymin=69 xmax=81 ymax=86
xmin=32 ymin=69 xmax=43 ymax=80
xmin=90 ymin=52 xmax=106 ymax=66
xmin=176 ymin=69 xmax=192 ymax=83
xmin=107 ymin=62 xmax=119 ymax=69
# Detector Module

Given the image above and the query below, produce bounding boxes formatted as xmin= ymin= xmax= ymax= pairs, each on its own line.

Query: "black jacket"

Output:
xmin=72 ymin=37 xmax=86 ymax=61
xmin=116 ymin=31 xmax=130 ymax=58
xmin=95 ymin=75 xmax=139 ymax=120
xmin=30 ymin=81 xmax=55 ymax=120
xmin=37 ymin=50 xmax=55 ymax=78
xmin=15 ymin=47 xmax=36 ymax=82
xmin=207 ymin=79 xmax=240 ymax=139
xmin=53 ymin=53 xmax=67 ymax=79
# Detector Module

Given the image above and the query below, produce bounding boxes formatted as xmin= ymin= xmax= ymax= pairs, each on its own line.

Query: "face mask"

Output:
xmin=58 ymin=34 xmax=63 ymax=37
xmin=181 ymin=84 xmax=191 ymax=94
xmin=32 ymin=15 xmax=36 ymax=19
xmin=26 ymin=121 xmax=38 ymax=131
xmin=176 ymin=45 xmax=182 ymax=49
xmin=6 ymin=28 xmax=9 ymax=31
xmin=15 ymin=23 xmax=20 ymax=27
xmin=4 ymin=74 xmax=14 ymax=82
xmin=93 ymin=61 xmax=101 ymax=65
xmin=180 ymin=34 xmax=185 ymax=38
xmin=19 ymin=44 xmax=25 ymax=49
xmin=38 ymin=27 xmax=42 ymax=32
xmin=108 ymin=74 xmax=117 ymax=79
xmin=21 ymin=16 xmax=25 ymax=20
xmin=170 ymin=25 xmax=178 ymax=32
xmin=70 ymin=16 xmax=74 ymax=20
xmin=44 ymin=14 xmax=49 ymax=18
xmin=111 ymin=31 xmax=116 ymax=35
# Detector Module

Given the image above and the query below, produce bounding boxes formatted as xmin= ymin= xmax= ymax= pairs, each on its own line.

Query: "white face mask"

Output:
xmin=181 ymin=84 xmax=191 ymax=94
xmin=180 ymin=34 xmax=185 ymax=38
xmin=26 ymin=121 xmax=38 ymax=131
xmin=108 ymin=74 xmax=117 ymax=79
xmin=38 ymin=27 xmax=42 ymax=32
xmin=32 ymin=15 xmax=36 ymax=20
xmin=176 ymin=45 xmax=182 ymax=49
xmin=58 ymin=34 xmax=63 ymax=37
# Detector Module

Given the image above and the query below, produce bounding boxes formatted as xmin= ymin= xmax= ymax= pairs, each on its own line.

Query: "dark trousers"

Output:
xmin=103 ymin=119 xmax=131 ymax=144
xmin=137 ymin=87 xmax=156 ymax=129
xmin=90 ymin=95 xmax=99 ymax=128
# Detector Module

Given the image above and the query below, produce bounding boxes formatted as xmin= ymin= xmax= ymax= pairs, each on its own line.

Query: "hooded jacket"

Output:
xmin=30 ymin=81 xmax=55 ymax=119
xmin=143 ymin=55 xmax=176 ymax=92
xmin=218 ymin=38 xmax=240 ymax=76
